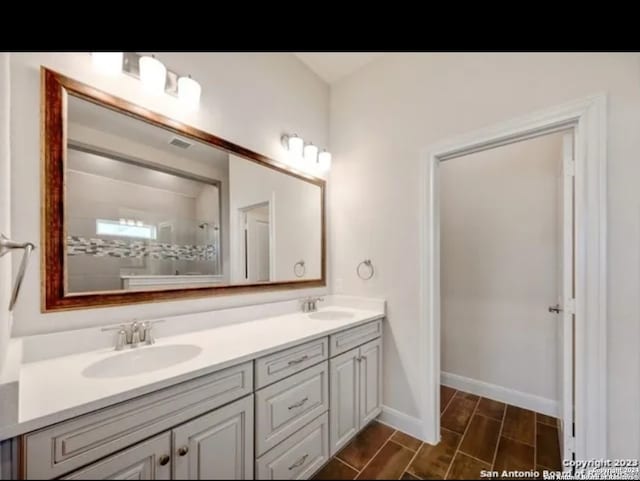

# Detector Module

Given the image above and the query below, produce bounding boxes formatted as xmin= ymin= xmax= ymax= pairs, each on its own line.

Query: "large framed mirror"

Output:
xmin=41 ymin=68 xmax=325 ymax=311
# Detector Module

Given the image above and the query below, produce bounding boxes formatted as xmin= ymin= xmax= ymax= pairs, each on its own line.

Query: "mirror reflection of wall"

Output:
xmin=65 ymin=96 xmax=228 ymax=293
xmin=228 ymin=154 xmax=322 ymax=284
xmin=63 ymin=94 xmax=322 ymax=296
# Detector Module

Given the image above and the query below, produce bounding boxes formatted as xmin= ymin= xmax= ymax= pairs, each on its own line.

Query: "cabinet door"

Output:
xmin=172 ymin=395 xmax=253 ymax=480
xmin=359 ymin=337 xmax=383 ymax=427
xmin=62 ymin=432 xmax=171 ymax=480
xmin=329 ymin=348 xmax=360 ymax=456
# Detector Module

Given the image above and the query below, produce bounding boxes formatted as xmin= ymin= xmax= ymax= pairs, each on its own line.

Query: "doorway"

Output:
xmin=439 ymin=130 xmax=572 ymax=469
xmin=239 ymin=202 xmax=272 ymax=283
xmin=420 ymin=95 xmax=607 ymax=463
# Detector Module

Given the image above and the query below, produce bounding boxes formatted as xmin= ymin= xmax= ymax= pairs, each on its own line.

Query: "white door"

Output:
xmin=358 ymin=338 xmax=383 ymax=427
xmin=172 ymin=395 xmax=254 ymax=480
xmin=557 ymin=132 xmax=575 ymax=462
xmin=63 ymin=432 xmax=172 ymax=480
xmin=0 ymin=53 xmax=11 ymax=373
xmin=252 ymin=219 xmax=270 ymax=282
xmin=242 ymin=204 xmax=271 ymax=283
xmin=329 ymin=348 xmax=360 ymax=455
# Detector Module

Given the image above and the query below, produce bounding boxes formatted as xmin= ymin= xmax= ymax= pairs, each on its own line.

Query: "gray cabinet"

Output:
xmin=329 ymin=337 xmax=382 ymax=455
xmin=256 ymin=413 xmax=329 ymax=480
xmin=23 ymin=362 xmax=253 ymax=479
xmin=65 ymin=396 xmax=254 ymax=481
xmin=359 ymin=337 xmax=383 ymax=427
xmin=19 ymin=318 xmax=384 ymax=480
xmin=63 ymin=432 xmax=172 ymax=480
xmin=256 ymin=362 xmax=329 ymax=456
xmin=172 ymin=395 xmax=253 ymax=480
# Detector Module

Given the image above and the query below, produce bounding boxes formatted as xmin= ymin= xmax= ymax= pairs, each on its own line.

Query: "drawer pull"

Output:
xmin=159 ymin=454 xmax=170 ymax=466
xmin=288 ymin=454 xmax=309 ymax=470
xmin=178 ymin=446 xmax=189 ymax=456
xmin=288 ymin=397 xmax=309 ymax=410
xmin=288 ymin=355 xmax=309 ymax=366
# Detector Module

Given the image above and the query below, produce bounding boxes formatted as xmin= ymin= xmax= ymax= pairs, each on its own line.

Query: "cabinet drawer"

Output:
xmin=329 ymin=319 xmax=382 ymax=357
xmin=256 ymin=412 xmax=329 ymax=480
xmin=255 ymin=362 xmax=328 ymax=456
xmin=255 ymin=337 xmax=328 ymax=389
xmin=24 ymin=362 xmax=252 ymax=479
xmin=62 ymin=431 xmax=171 ymax=480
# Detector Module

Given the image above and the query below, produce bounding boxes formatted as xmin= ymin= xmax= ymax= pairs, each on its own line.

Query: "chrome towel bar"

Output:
xmin=0 ymin=234 xmax=36 ymax=311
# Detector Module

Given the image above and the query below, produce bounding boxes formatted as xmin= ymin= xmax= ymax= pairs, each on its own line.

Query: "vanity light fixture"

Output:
xmin=281 ymin=133 xmax=331 ymax=171
xmin=91 ymin=52 xmax=123 ymax=76
xmin=303 ymin=143 xmax=319 ymax=163
xmin=318 ymin=149 xmax=332 ymax=171
xmin=178 ymin=75 xmax=201 ymax=111
xmin=139 ymin=55 xmax=167 ymax=95
xmin=90 ymin=52 xmax=202 ymax=111
xmin=281 ymin=134 xmax=305 ymax=159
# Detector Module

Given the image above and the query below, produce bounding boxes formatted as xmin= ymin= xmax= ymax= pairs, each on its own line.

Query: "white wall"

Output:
xmin=329 ymin=52 xmax=640 ymax=457
xmin=0 ymin=54 xmax=11 ymax=372
xmin=441 ymin=133 xmax=563 ymax=403
xmin=9 ymin=52 xmax=329 ymax=336
xmin=228 ymin=154 xmax=322 ymax=282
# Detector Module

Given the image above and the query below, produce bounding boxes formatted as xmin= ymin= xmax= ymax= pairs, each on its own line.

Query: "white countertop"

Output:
xmin=0 ymin=300 xmax=384 ymax=441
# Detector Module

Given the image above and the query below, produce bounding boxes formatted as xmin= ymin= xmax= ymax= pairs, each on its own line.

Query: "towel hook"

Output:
xmin=294 ymin=260 xmax=306 ymax=278
xmin=357 ymin=259 xmax=374 ymax=280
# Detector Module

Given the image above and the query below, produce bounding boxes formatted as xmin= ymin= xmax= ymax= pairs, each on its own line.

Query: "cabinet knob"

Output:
xmin=178 ymin=446 xmax=189 ymax=456
xmin=159 ymin=454 xmax=171 ymax=466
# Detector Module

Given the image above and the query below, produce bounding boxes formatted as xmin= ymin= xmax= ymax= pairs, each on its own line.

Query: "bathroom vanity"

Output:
xmin=0 ymin=67 xmax=384 ymax=480
xmin=0 ymin=299 xmax=384 ymax=480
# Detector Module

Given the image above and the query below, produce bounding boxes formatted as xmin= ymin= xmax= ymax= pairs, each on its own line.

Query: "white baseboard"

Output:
xmin=441 ymin=372 xmax=559 ymax=417
xmin=377 ymin=405 xmax=424 ymax=440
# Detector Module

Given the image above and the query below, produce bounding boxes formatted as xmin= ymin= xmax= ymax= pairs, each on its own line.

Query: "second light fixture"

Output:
xmin=281 ymin=133 xmax=331 ymax=171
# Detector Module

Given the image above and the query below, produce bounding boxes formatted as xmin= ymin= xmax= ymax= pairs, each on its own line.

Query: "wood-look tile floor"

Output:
xmin=313 ymin=386 xmax=562 ymax=480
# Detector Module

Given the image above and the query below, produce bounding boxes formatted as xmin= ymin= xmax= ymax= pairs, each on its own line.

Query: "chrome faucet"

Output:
xmin=102 ymin=320 xmax=165 ymax=350
xmin=301 ymin=297 xmax=324 ymax=313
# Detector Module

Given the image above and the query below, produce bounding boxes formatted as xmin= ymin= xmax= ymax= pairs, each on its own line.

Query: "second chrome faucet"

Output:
xmin=102 ymin=320 xmax=165 ymax=351
xmin=301 ymin=297 xmax=324 ymax=313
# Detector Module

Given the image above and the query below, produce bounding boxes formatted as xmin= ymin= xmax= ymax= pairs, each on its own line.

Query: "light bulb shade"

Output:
xmin=178 ymin=76 xmax=201 ymax=111
xmin=304 ymin=143 xmax=319 ymax=163
xmin=139 ymin=56 xmax=167 ymax=95
xmin=318 ymin=150 xmax=332 ymax=171
xmin=91 ymin=52 xmax=123 ymax=75
xmin=288 ymin=135 xmax=304 ymax=158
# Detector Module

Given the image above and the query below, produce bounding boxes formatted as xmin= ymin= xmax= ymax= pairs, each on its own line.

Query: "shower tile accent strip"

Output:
xmin=66 ymin=236 xmax=217 ymax=261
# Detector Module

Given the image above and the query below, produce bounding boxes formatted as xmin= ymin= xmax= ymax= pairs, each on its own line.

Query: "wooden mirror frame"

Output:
xmin=41 ymin=67 xmax=326 ymax=312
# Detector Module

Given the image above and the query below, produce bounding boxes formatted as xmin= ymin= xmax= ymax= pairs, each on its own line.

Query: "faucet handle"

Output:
xmin=101 ymin=325 xmax=128 ymax=351
xmin=101 ymin=324 xmax=128 ymax=332
xmin=141 ymin=320 xmax=165 ymax=345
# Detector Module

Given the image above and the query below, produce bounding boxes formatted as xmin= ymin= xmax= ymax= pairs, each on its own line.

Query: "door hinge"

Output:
xmin=566 ymin=298 xmax=576 ymax=315
xmin=565 ymin=160 xmax=576 ymax=177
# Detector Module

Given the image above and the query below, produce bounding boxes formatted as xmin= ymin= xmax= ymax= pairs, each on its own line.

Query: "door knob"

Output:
xmin=548 ymin=304 xmax=562 ymax=314
xmin=159 ymin=454 xmax=170 ymax=466
xmin=178 ymin=446 xmax=189 ymax=456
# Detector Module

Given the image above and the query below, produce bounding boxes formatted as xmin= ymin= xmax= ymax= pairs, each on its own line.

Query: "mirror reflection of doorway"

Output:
xmin=241 ymin=202 xmax=271 ymax=283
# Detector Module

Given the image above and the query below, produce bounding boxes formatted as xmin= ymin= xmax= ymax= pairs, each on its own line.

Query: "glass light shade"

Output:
xmin=139 ymin=55 xmax=167 ymax=95
xmin=304 ymin=143 xmax=319 ymax=163
xmin=288 ymin=135 xmax=304 ymax=158
xmin=91 ymin=52 xmax=123 ymax=75
xmin=318 ymin=150 xmax=332 ymax=171
xmin=178 ymin=76 xmax=201 ymax=111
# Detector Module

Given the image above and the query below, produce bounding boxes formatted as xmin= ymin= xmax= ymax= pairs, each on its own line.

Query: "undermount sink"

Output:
xmin=82 ymin=344 xmax=202 ymax=379
xmin=307 ymin=310 xmax=355 ymax=321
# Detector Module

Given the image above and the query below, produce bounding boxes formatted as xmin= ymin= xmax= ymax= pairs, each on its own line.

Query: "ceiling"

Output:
xmin=294 ymin=53 xmax=381 ymax=84
xmin=67 ymin=95 xmax=229 ymax=171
